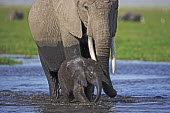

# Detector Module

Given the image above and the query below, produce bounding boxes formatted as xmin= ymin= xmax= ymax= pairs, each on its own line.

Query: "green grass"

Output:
xmin=0 ymin=6 xmax=37 ymax=55
xmin=0 ymin=6 xmax=170 ymax=63
xmin=116 ymin=8 xmax=170 ymax=62
xmin=0 ymin=57 xmax=22 ymax=65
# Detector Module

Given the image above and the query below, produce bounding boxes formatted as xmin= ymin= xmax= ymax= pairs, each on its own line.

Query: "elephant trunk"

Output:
xmin=95 ymin=37 xmax=117 ymax=98
xmin=92 ymin=17 xmax=117 ymax=98
xmin=94 ymin=80 xmax=102 ymax=102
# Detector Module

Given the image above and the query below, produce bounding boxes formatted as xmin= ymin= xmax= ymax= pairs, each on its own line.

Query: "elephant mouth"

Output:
xmin=79 ymin=22 xmax=94 ymax=59
xmin=79 ymin=22 xmax=96 ymax=59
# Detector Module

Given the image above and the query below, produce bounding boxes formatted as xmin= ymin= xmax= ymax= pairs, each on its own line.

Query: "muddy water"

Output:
xmin=0 ymin=55 xmax=170 ymax=113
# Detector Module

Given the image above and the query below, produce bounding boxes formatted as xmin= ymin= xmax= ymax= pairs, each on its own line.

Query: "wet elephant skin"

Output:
xmin=58 ymin=57 xmax=105 ymax=103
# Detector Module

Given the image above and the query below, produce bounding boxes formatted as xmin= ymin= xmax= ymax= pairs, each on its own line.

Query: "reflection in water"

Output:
xmin=0 ymin=55 xmax=170 ymax=112
xmin=110 ymin=60 xmax=170 ymax=98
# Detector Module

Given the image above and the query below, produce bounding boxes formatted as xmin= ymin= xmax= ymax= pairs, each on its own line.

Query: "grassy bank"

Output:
xmin=0 ymin=6 xmax=37 ymax=55
xmin=0 ymin=57 xmax=22 ymax=65
xmin=0 ymin=6 xmax=170 ymax=63
xmin=116 ymin=8 xmax=170 ymax=61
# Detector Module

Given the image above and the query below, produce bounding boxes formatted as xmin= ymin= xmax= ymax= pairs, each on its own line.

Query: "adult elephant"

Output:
xmin=28 ymin=0 xmax=118 ymax=100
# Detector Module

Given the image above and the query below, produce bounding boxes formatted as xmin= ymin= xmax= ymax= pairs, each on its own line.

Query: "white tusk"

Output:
xmin=111 ymin=57 xmax=116 ymax=74
xmin=88 ymin=36 xmax=97 ymax=61
xmin=110 ymin=37 xmax=116 ymax=74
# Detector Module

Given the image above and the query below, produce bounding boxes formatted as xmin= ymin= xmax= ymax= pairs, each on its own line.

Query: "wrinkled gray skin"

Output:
xmin=58 ymin=57 xmax=109 ymax=103
xmin=28 ymin=0 xmax=118 ymax=100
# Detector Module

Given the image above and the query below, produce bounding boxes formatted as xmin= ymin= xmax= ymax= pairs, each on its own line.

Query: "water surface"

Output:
xmin=0 ymin=55 xmax=170 ymax=112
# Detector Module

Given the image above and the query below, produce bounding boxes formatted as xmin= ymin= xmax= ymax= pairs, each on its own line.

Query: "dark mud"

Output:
xmin=0 ymin=90 xmax=168 ymax=113
xmin=0 ymin=55 xmax=170 ymax=113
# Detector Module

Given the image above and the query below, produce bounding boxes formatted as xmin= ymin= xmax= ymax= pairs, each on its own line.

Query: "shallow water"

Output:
xmin=0 ymin=55 xmax=170 ymax=113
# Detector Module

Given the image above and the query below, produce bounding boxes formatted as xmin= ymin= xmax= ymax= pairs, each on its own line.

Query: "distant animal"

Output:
xmin=121 ymin=12 xmax=141 ymax=22
xmin=58 ymin=57 xmax=109 ymax=103
xmin=28 ymin=0 xmax=118 ymax=100
xmin=10 ymin=11 xmax=23 ymax=20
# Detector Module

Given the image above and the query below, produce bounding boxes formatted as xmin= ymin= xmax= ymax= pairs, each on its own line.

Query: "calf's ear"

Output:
xmin=76 ymin=72 xmax=87 ymax=87
xmin=66 ymin=58 xmax=87 ymax=87
xmin=67 ymin=66 xmax=87 ymax=87
xmin=66 ymin=61 xmax=75 ymax=77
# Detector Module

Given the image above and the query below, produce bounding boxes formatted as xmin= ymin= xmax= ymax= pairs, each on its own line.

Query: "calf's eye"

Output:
xmin=89 ymin=71 xmax=93 ymax=78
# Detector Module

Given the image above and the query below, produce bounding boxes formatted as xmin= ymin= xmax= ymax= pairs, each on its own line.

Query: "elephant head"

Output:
xmin=84 ymin=58 xmax=110 ymax=102
xmin=66 ymin=57 xmax=109 ymax=102
xmin=52 ymin=0 xmax=118 ymax=97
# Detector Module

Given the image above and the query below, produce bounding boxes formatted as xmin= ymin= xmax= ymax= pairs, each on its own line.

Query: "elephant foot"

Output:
xmin=63 ymin=98 xmax=70 ymax=104
xmin=74 ymin=93 xmax=90 ymax=103
xmin=48 ymin=81 xmax=60 ymax=100
xmin=85 ymin=84 xmax=94 ymax=102
xmin=80 ymin=99 xmax=90 ymax=103
xmin=49 ymin=89 xmax=59 ymax=100
xmin=47 ymin=75 xmax=60 ymax=101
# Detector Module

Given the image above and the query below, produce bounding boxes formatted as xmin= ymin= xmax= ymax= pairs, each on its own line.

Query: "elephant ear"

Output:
xmin=75 ymin=70 xmax=87 ymax=87
xmin=52 ymin=0 xmax=82 ymax=38
xmin=66 ymin=58 xmax=87 ymax=87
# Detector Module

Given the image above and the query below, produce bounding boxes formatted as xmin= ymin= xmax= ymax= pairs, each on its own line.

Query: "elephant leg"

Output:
xmin=59 ymin=77 xmax=73 ymax=103
xmin=85 ymin=84 xmax=94 ymax=101
xmin=62 ymin=90 xmax=71 ymax=103
xmin=61 ymin=32 xmax=81 ymax=59
xmin=39 ymin=55 xmax=60 ymax=100
xmin=73 ymin=82 xmax=89 ymax=102
xmin=56 ymin=85 xmax=61 ymax=99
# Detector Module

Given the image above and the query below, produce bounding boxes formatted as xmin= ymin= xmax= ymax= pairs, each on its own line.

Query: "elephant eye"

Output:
xmin=84 ymin=5 xmax=88 ymax=10
xmin=83 ymin=3 xmax=88 ymax=11
xmin=89 ymin=71 xmax=93 ymax=78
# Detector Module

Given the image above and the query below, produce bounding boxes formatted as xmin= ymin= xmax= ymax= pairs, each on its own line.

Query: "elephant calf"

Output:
xmin=58 ymin=57 xmax=109 ymax=103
